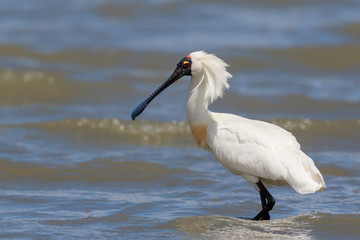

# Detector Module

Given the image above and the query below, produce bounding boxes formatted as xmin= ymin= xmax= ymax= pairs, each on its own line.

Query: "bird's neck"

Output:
xmin=186 ymin=79 xmax=213 ymax=126
xmin=186 ymin=78 xmax=213 ymax=150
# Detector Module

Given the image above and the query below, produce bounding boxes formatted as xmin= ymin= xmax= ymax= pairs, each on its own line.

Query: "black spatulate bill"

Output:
xmin=131 ymin=57 xmax=191 ymax=120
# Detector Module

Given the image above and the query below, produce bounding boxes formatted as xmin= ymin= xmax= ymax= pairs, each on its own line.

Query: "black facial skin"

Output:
xmin=177 ymin=57 xmax=192 ymax=76
xmin=131 ymin=57 xmax=192 ymax=120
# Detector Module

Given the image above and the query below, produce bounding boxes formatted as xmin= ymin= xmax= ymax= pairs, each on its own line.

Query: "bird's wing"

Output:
xmin=207 ymin=113 xmax=325 ymax=193
xmin=209 ymin=113 xmax=300 ymax=150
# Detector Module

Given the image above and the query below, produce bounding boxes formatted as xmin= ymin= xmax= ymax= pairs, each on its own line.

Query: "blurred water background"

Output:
xmin=0 ymin=0 xmax=359 ymax=239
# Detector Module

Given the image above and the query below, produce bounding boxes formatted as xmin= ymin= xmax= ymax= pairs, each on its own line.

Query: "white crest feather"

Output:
xmin=190 ymin=51 xmax=232 ymax=105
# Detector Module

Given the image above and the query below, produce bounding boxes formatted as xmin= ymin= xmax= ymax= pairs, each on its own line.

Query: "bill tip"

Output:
xmin=131 ymin=112 xmax=137 ymax=121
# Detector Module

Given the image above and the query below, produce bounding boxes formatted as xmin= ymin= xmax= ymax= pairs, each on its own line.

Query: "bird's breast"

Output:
xmin=190 ymin=124 xmax=209 ymax=150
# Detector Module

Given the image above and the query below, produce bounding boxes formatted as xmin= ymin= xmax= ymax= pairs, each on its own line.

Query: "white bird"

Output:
xmin=131 ymin=51 xmax=325 ymax=220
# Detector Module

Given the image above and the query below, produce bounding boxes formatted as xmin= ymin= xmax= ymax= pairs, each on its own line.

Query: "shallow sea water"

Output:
xmin=0 ymin=0 xmax=359 ymax=239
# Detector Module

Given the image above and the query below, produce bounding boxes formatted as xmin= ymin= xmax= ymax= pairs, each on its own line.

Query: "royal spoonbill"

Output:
xmin=131 ymin=51 xmax=325 ymax=220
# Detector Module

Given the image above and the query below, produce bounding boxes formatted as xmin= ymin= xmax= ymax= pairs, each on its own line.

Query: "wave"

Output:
xmin=17 ymin=118 xmax=194 ymax=147
xmin=168 ymin=213 xmax=360 ymax=240
xmin=0 ymin=158 xmax=190 ymax=183
xmin=3 ymin=118 xmax=359 ymax=149
xmin=1 ymin=67 xmax=360 ymax=119
xmin=0 ymin=69 xmax=133 ymax=106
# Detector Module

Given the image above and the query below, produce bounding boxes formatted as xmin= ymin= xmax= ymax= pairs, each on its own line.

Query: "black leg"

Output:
xmin=258 ymin=190 xmax=270 ymax=220
xmin=260 ymin=190 xmax=267 ymax=209
xmin=252 ymin=181 xmax=275 ymax=221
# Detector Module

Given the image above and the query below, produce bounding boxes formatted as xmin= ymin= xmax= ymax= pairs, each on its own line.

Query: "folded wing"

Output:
xmin=207 ymin=113 xmax=325 ymax=194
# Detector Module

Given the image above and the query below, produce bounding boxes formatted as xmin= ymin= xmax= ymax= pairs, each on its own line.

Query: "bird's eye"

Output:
xmin=183 ymin=61 xmax=190 ymax=68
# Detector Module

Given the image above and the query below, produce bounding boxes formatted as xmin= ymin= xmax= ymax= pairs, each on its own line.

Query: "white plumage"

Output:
xmin=186 ymin=51 xmax=325 ymax=194
xmin=207 ymin=113 xmax=324 ymax=194
xmin=132 ymin=51 xmax=325 ymax=220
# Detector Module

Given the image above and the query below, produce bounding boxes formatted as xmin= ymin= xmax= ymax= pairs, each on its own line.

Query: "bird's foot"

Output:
xmin=252 ymin=210 xmax=270 ymax=221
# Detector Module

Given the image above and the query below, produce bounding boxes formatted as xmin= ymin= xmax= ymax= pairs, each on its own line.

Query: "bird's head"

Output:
xmin=131 ymin=51 xmax=232 ymax=120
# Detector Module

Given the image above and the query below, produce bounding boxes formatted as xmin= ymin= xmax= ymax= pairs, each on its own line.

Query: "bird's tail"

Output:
xmin=287 ymin=151 xmax=326 ymax=194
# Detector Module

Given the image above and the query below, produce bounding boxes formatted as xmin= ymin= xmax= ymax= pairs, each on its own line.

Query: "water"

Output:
xmin=0 ymin=0 xmax=359 ymax=239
